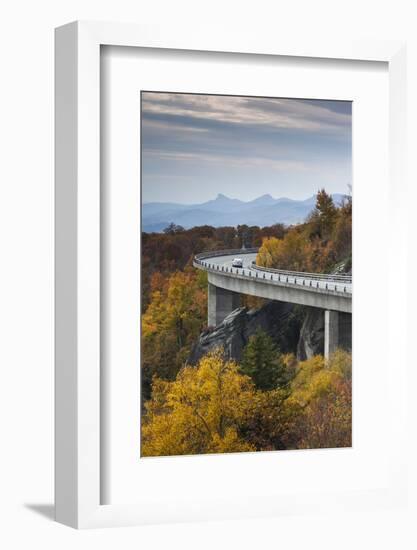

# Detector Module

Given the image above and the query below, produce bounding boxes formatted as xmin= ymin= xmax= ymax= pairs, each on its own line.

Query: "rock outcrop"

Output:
xmin=189 ymin=301 xmax=302 ymax=365
xmin=296 ymin=307 xmax=324 ymax=360
xmin=296 ymin=308 xmax=352 ymax=360
xmin=190 ymin=300 xmax=351 ymax=366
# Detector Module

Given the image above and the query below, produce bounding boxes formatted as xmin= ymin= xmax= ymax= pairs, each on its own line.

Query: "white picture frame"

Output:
xmin=55 ymin=21 xmax=407 ymax=529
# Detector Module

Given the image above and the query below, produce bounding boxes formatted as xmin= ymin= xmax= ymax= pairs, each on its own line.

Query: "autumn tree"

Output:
xmin=239 ymin=387 xmax=300 ymax=450
xmin=287 ymin=350 xmax=352 ymax=449
xmin=241 ymin=328 xmax=291 ymax=390
xmin=142 ymin=348 xmax=305 ymax=456
xmin=256 ymin=232 xmax=310 ymax=271
xmin=149 ymin=270 xmax=165 ymax=294
xmin=256 ymin=189 xmax=351 ymax=274
xmin=255 ymin=236 xmax=278 ymax=268
xmin=141 ymin=350 xmax=256 ymax=456
xmin=141 ymin=269 xmax=207 ymax=399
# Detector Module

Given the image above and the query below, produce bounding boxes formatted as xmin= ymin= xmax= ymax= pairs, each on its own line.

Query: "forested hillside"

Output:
xmin=257 ymin=189 xmax=352 ymax=273
xmin=142 ymin=222 xmax=287 ymax=310
xmin=141 ymin=190 xmax=352 ymax=456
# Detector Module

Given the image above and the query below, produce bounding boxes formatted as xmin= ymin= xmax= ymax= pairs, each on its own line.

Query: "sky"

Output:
xmin=141 ymin=92 xmax=352 ymax=204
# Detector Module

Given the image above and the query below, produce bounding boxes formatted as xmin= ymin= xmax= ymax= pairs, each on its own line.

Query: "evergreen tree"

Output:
xmin=241 ymin=328 xmax=289 ymax=390
xmin=314 ymin=189 xmax=338 ymax=239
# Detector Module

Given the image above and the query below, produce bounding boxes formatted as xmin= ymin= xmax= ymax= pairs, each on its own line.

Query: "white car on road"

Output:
xmin=232 ymin=258 xmax=243 ymax=268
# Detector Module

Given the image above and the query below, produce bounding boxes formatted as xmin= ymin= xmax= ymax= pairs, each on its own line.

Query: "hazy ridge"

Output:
xmin=142 ymin=192 xmax=347 ymax=232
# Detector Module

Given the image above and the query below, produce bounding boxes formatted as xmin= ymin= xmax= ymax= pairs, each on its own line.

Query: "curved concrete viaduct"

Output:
xmin=193 ymin=249 xmax=352 ymax=359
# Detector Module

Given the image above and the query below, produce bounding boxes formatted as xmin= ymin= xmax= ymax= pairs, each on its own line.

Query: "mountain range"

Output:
xmin=142 ymin=193 xmax=347 ymax=233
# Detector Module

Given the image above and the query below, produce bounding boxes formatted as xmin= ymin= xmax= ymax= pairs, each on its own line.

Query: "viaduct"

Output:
xmin=193 ymin=249 xmax=352 ymax=359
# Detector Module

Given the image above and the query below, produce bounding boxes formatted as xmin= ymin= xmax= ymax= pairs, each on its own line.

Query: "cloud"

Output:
xmin=141 ymin=118 xmax=209 ymax=134
xmin=140 ymin=92 xmax=352 ymax=203
xmin=141 ymin=92 xmax=351 ymax=134
xmin=143 ymin=148 xmax=309 ymax=171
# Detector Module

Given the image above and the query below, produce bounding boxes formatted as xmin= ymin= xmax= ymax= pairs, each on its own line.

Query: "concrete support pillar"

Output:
xmin=208 ymin=283 xmax=241 ymax=327
xmin=324 ymin=310 xmax=339 ymax=359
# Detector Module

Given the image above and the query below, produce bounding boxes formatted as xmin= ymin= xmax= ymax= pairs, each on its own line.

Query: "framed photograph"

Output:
xmin=139 ymin=90 xmax=354 ymax=459
xmin=55 ymin=21 xmax=407 ymax=528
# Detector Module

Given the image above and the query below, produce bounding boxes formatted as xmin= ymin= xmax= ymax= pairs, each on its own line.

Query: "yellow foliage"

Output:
xmin=143 ymin=271 xmax=207 ymax=339
xmin=142 ymin=350 xmax=256 ymax=456
xmin=281 ymin=353 xmax=298 ymax=370
xmin=141 ymin=270 xmax=207 ymax=385
xmin=287 ymin=350 xmax=352 ymax=449
xmin=142 ymin=347 xmax=353 ymax=456
xmin=256 ymin=191 xmax=351 ymax=274
xmin=256 ymin=232 xmax=311 ymax=272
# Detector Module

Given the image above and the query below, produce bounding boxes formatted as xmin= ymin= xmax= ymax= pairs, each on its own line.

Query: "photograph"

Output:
xmin=140 ymin=91 xmax=352 ymax=457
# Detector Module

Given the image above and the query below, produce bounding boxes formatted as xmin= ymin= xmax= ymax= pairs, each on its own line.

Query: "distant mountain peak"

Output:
xmin=142 ymin=191 xmax=350 ymax=232
xmin=251 ymin=193 xmax=275 ymax=204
